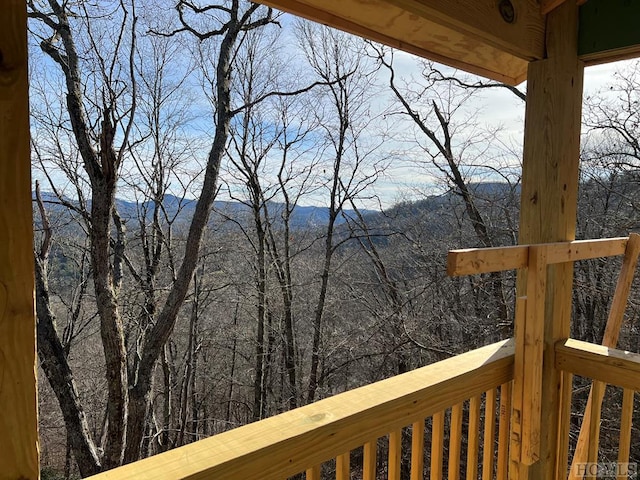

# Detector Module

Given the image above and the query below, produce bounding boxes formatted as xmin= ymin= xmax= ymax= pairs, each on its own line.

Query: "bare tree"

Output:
xmin=373 ymin=49 xmax=519 ymax=329
xmin=297 ymin=22 xmax=387 ymax=403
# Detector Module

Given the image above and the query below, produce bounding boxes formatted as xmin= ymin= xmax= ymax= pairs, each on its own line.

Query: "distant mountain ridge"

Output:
xmin=34 ymin=191 xmax=379 ymax=229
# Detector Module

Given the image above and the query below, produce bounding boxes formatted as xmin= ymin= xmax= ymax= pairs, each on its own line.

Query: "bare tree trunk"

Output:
xmin=124 ymin=10 xmax=253 ymax=461
xmin=35 ymin=259 xmax=102 ymax=476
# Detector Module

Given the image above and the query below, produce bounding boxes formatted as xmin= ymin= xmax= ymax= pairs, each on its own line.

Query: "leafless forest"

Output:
xmin=27 ymin=1 xmax=640 ymax=478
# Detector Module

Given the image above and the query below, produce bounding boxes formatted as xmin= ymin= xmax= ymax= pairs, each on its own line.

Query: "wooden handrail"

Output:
xmin=87 ymin=339 xmax=514 ymax=480
xmin=556 ymin=339 xmax=640 ymax=391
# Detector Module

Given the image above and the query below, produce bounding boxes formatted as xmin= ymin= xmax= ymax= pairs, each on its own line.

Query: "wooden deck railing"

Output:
xmin=556 ymin=339 xmax=640 ymax=479
xmin=87 ymin=339 xmax=514 ymax=480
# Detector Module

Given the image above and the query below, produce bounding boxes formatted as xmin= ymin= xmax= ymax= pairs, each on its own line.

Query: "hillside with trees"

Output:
xmin=27 ymin=1 xmax=640 ymax=477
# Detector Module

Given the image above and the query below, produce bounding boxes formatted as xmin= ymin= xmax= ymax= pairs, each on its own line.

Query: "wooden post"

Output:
xmin=0 ymin=1 xmax=39 ymax=478
xmin=516 ymin=1 xmax=584 ymax=478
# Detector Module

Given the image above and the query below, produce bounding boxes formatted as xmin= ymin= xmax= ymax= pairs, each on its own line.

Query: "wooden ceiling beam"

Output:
xmin=257 ymin=0 xmax=545 ymax=85
xmin=374 ymin=0 xmax=545 ymax=61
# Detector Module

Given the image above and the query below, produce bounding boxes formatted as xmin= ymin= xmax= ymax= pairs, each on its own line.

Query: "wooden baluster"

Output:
xmin=431 ymin=411 xmax=444 ymax=480
xmin=449 ymin=403 xmax=463 ymax=480
xmin=411 ymin=420 xmax=425 ymax=480
xmin=389 ymin=429 xmax=402 ymax=480
xmin=617 ymin=388 xmax=634 ymax=480
xmin=467 ymin=395 xmax=480 ymax=480
xmin=336 ymin=452 xmax=350 ymax=480
xmin=556 ymin=371 xmax=573 ymax=480
xmin=586 ymin=381 xmax=605 ymax=473
xmin=482 ymin=388 xmax=497 ymax=480
xmin=497 ymin=382 xmax=512 ymax=480
xmin=306 ymin=464 xmax=321 ymax=480
xmin=364 ymin=440 xmax=377 ymax=480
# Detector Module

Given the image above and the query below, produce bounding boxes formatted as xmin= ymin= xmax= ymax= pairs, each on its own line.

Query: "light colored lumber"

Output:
xmin=449 ymin=403 xmax=463 ymax=480
xmin=306 ymin=464 xmax=321 ymax=480
xmin=510 ymin=297 xmax=527 ymax=464
xmin=496 ymin=382 xmax=511 ymax=480
xmin=556 ymin=339 xmax=640 ymax=391
xmin=255 ymin=0 xmax=540 ymax=84
xmin=447 ymin=245 xmax=529 ymax=276
xmin=363 ymin=440 xmax=376 ymax=480
xmin=520 ymin=246 xmax=546 ymax=464
xmin=617 ymin=389 xmax=634 ymax=479
xmin=556 ymin=372 xmax=573 ymax=480
xmin=410 ymin=420 xmax=424 ymax=480
xmin=87 ymin=340 xmax=513 ymax=480
xmin=430 ymin=411 xmax=444 ymax=480
xmin=569 ymin=233 xmax=640 ymax=478
xmin=336 ymin=452 xmax=350 ymax=480
xmin=388 ymin=429 xmax=402 ymax=480
xmin=586 ymin=381 xmax=604 ymax=465
xmin=466 ymin=395 xmax=480 ymax=480
xmin=482 ymin=389 xmax=497 ymax=480
xmin=601 ymin=233 xmax=640 ymax=347
xmin=516 ymin=1 xmax=584 ymax=477
xmin=0 ymin=2 xmax=39 ymax=479
xmin=447 ymin=237 xmax=627 ymax=277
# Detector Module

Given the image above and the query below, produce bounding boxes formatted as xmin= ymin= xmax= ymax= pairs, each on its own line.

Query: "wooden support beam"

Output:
xmin=0 ymin=2 xmax=39 ymax=479
xmin=447 ymin=237 xmax=627 ymax=277
xmin=516 ymin=1 xmax=584 ymax=477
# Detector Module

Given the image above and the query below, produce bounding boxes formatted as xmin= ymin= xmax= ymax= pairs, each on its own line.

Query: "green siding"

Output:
xmin=579 ymin=0 xmax=640 ymax=57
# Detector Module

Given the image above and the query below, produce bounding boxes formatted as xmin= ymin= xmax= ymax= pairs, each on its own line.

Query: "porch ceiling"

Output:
xmin=256 ymin=0 xmax=640 ymax=86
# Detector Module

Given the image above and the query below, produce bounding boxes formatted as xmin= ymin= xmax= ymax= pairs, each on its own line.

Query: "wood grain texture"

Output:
xmin=555 ymin=371 xmax=573 ymax=480
xmin=388 ymin=429 xmax=402 ymax=480
xmin=430 ymin=411 xmax=444 ymax=480
xmin=497 ymin=382 xmax=512 ymax=480
xmin=86 ymin=340 xmax=514 ymax=480
xmin=617 ymin=389 xmax=634 ymax=476
xmin=447 ymin=237 xmax=627 ymax=277
xmin=466 ymin=395 xmax=480 ymax=480
xmin=305 ymin=464 xmax=320 ymax=480
xmin=517 ymin=1 xmax=584 ymax=477
xmin=363 ymin=440 xmax=377 ymax=480
xmin=255 ymin=0 xmax=539 ymax=84
xmin=0 ymin=1 xmax=39 ymax=478
xmin=448 ymin=403 xmax=463 ymax=480
xmin=336 ymin=452 xmax=350 ymax=480
xmin=482 ymin=389 xmax=497 ymax=480
xmin=410 ymin=420 xmax=424 ymax=480
xmin=520 ymin=246 xmax=546 ymax=464
xmin=556 ymin=339 xmax=640 ymax=391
